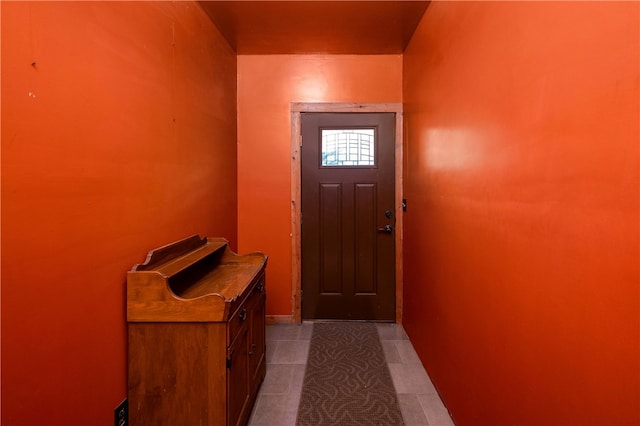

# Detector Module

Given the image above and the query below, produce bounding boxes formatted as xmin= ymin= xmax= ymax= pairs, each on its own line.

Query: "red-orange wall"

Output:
xmin=403 ymin=2 xmax=639 ymax=425
xmin=237 ymin=55 xmax=402 ymax=316
xmin=1 ymin=2 xmax=237 ymax=425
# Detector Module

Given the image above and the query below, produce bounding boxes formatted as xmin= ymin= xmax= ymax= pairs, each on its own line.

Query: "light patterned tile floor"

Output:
xmin=249 ymin=322 xmax=454 ymax=426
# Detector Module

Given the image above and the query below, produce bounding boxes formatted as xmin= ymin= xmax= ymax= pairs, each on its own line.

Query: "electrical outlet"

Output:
xmin=114 ymin=398 xmax=128 ymax=426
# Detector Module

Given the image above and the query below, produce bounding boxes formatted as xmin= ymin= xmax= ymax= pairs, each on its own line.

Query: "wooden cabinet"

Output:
xmin=127 ymin=235 xmax=267 ymax=426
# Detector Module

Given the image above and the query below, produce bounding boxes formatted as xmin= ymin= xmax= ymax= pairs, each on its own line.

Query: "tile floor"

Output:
xmin=248 ymin=322 xmax=454 ymax=425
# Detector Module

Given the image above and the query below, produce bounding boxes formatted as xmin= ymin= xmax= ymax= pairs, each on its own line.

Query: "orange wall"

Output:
xmin=1 ymin=2 xmax=237 ymax=425
xmin=403 ymin=2 xmax=639 ymax=425
xmin=237 ymin=55 xmax=402 ymax=316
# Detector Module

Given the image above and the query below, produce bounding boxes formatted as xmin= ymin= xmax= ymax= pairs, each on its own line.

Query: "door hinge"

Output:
xmin=300 ymin=135 xmax=303 ymax=147
xmin=226 ymin=357 xmax=232 ymax=369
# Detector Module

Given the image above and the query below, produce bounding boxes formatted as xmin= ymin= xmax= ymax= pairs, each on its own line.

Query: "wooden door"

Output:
xmin=301 ymin=113 xmax=395 ymax=321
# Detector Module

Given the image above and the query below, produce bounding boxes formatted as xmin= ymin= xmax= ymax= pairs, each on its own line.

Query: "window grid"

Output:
xmin=321 ymin=129 xmax=375 ymax=166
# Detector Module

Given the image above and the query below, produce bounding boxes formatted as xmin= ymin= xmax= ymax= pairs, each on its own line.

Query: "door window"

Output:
xmin=321 ymin=128 xmax=375 ymax=167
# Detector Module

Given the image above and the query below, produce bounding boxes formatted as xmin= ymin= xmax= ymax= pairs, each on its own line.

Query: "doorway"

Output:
xmin=301 ymin=113 xmax=395 ymax=320
xmin=290 ymin=103 xmax=403 ymax=323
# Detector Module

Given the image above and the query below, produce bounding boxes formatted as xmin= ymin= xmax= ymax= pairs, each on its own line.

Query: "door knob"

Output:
xmin=377 ymin=225 xmax=393 ymax=233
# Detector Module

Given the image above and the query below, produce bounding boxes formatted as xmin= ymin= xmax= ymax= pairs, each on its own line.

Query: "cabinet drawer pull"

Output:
xmin=238 ymin=307 xmax=247 ymax=322
xmin=256 ymin=282 xmax=264 ymax=293
xmin=226 ymin=349 xmax=234 ymax=369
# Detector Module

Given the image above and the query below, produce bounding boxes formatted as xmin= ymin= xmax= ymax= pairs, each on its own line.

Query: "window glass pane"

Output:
xmin=321 ymin=129 xmax=375 ymax=166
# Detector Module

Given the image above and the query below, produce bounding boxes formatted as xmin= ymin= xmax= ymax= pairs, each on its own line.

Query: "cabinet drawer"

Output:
xmin=227 ymin=275 xmax=265 ymax=346
xmin=228 ymin=296 xmax=251 ymax=347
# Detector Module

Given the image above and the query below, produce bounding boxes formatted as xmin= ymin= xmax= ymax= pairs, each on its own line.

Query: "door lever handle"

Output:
xmin=377 ymin=225 xmax=393 ymax=233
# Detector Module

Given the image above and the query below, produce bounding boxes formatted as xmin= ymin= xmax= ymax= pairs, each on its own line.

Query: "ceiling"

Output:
xmin=199 ymin=1 xmax=430 ymax=54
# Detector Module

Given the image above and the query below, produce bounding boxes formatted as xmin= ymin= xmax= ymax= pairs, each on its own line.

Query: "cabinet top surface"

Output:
xmin=127 ymin=235 xmax=267 ymax=322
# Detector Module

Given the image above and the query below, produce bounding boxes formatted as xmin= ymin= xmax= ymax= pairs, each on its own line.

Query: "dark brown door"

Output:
xmin=301 ymin=113 xmax=395 ymax=321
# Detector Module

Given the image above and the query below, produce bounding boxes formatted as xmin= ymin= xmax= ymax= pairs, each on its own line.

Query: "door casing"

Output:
xmin=290 ymin=102 xmax=403 ymax=323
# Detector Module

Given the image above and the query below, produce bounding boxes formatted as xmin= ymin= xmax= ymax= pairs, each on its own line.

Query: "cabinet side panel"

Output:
xmin=128 ymin=323 xmax=210 ymax=426
xmin=208 ymin=324 xmax=228 ymax=426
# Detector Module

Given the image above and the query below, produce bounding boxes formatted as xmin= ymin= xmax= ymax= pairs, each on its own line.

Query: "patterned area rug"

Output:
xmin=296 ymin=322 xmax=405 ymax=425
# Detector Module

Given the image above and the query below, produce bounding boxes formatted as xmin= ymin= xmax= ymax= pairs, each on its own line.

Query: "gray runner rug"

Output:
xmin=296 ymin=322 xmax=405 ymax=425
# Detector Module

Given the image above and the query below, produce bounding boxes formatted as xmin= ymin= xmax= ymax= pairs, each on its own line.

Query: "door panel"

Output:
xmin=301 ymin=113 xmax=395 ymax=321
xmin=355 ymin=183 xmax=376 ymax=294
xmin=319 ymin=183 xmax=341 ymax=293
